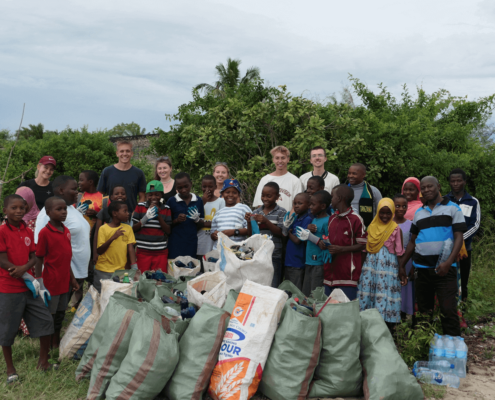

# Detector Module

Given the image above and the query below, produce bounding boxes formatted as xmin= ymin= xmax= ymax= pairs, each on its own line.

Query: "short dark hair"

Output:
xmin=449 ymin=168 xmax=467 ymax=181
xmin=310 ymin=146 xmax=325 ymax=153
xmin=333 ymin=184 xmax=354 ymax=207
xmin=175 ymin=172 xmax=191 ymax=182
xmin=52 ymin=175 xmax=76 ymax=192
xmin=350 ymin=163 xmax=366 ymax=172
xmin=308 ymin=176 xmax=325 ymax=189
xmin=202 ymin=174 xmax=216 ymax=184
xmin=81 ymin=170 xmax=99 ymax=187
xmin=264 ymin=182 xmax=280 ymax=193
xmin=294 ymin=192 xmax=310 ymax=202
xmin=108 ymin=200 xmax=127 ymax=217
xmin=45 ymin=196 xmax=65 ymax=211
xmin=3 ymin=194 xmax=25 ymax=209
xmin=110 ymin=185 xmax=126 ymax=196
xmin=313 ymin=190 xmax=332 ymax=208
xmin=393 ymin=193 xmax=408 ymax=202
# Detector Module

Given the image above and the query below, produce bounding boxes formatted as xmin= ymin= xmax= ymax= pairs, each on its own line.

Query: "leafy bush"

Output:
xmin=151 ymin=77 xmax=495 ymax=212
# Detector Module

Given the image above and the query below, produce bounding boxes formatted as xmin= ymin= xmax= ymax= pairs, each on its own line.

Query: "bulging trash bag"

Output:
xmin=309 ymin=298 xmax=362 ymax=398
xmin=259 ymin=303 xmax=322 ymax=400
xmin=164 ymin=303 xmax=230 ymax=400
xmin=59 ymin=286 xmax=101 ymax=360
xmin=187 ymin=270 xmax=228 ymax=308
xmin=168 ymin=256 xmax=201 ymax=279
xmin=105 ymin=309 xmax=180 ymax=400
xmin=208 ymin=280 xmax=287 ymax=400
xmin=360 ymin=309 xmax=423 ymax=400
xmin=217 ymin=233 xmax=275 ymax=291
xmin=202 ymin=249 xmax=220 ymax=272
xmin=100 ymin=279 xmax=133 ymax=313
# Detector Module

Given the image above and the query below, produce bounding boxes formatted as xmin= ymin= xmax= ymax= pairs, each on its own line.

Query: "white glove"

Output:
xmin=283 ymin=212 xmax=296 ymax=228
xmin=141 ymin=206 xmax=158 ymax=225
xmin=37 ymin=278 xmax=51 ymax=307
xmin=77 ymin=202 xmax=89 ymax=215
xmin=131 ymin=263 xmax=138 ymax=270
xmin=186 ymin=206 xmax=201 ymax=223
xmin=23 ymin=273 xmax=40 ymax=298
xmin=295 ymin=227 xmax=320 ymax=245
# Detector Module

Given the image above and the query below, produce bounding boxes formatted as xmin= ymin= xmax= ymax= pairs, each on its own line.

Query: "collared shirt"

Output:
xmin=285 ymin=211 xmax=313 ymax=269
xmin=410 ymin=197 xmax=467 ymax=269
xmin=446 ymin=191 xmax=480 ymax=251
xmin=132 ymin=202 xmax=172 ymax=251
xmin=211 ymin=203 xmax=252 ymax=249
xmin=166 ymin=193 xmax=205 ymax=258
xmin=35 ymin=205 xmax=91 ymax=279
xmin=324 ymin=208 xmax=367 ymax=287
xmin=36 ymin=222 xmax=72 ymax=296
xmin=0 ymin=221 xmax=36 ymax=293
xmin=252 ymin=204 xmax=287 ymax=259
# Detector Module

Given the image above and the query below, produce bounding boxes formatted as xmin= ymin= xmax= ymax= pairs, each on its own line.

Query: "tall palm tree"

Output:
xmin=195 ymin=58 xmax=260 ymax=97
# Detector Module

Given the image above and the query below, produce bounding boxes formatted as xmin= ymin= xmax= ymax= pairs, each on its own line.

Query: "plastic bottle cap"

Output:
xmin=294 ymin=297 xmax=299 ymax=303
xmin=124 ymin=273 xmax=128 ymax=276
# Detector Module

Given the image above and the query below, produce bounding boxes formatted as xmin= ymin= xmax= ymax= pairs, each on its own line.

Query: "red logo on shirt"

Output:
xmin=67 ymin=232 xmax=71 ymax=241
xmin=25 ymin=237 xmax=31 ymax=247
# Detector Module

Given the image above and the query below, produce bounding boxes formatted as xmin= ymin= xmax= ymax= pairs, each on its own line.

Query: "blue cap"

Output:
xmin=221 ymin=179 xmax=242 ymax=194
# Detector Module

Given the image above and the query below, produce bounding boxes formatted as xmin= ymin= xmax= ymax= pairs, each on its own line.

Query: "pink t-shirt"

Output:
xmin=383 ymin=226 xmax=405 ymax=256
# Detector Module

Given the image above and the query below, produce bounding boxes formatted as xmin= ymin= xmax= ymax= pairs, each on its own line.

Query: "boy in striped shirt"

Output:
xmin=132 ymin=180 xmax=172 ymax=273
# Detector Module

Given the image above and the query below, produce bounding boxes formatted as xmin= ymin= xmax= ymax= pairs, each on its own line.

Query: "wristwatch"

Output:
xmin=234 ymin=229 xmax=240 ymax=236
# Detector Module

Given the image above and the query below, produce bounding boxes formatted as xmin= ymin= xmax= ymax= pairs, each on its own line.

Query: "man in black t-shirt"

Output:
xmin=97 ymin=141 xmax=146 ymax=213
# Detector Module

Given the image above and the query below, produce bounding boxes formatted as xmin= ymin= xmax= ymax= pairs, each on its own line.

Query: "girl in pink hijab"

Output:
xmin=15 ymin=186 xmax=40 ymax=232
xmin=401 ymin=177 xmax=422 ymax=221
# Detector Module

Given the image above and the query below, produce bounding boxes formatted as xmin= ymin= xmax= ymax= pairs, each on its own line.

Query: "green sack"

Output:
xmin=278 ymin=280 xmax=306 ymax=300
xmin=85 ymin=294 xmax=148 ymax=399
xmin=259 ymin=304 xmax=322 ymax=400
xmin=310 ymin=286 xmax=327 ymax=302
xmin=75 ymin=292 xmax=141 ymax=382
xmin=309 ymin=299 xmax=362 ymax=398
xmin=173 ymin=275 xmax=195 ymax=292
xmin=164 ymin=303 xmax=230 ymax=400
xmin=105 ymin=310 xmax=180 ymax=400
xmin=138 ymin=273 xmax=157 ymax=302
xmin=222 ymin=289 xmax=239 ymax=314
xmin=360 ymin=309 xmax=423 ymax=400
xmin=149 ymin=287 xmax=189 ymax=339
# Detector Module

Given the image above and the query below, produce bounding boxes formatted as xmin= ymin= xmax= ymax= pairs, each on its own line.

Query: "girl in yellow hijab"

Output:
xmin=358 ymin=198 xmax=405 ymax=332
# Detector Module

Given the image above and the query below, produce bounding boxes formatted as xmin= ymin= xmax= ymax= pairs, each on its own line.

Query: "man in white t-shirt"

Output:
xmin=253 ymin=146 xmax=303 ymax=212
xmin=299 ymin=146 xmax=339 ymax=194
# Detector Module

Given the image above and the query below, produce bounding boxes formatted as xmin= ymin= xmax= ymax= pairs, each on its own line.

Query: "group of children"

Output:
xmin=0 ymin=164 xmax=475 ymax=382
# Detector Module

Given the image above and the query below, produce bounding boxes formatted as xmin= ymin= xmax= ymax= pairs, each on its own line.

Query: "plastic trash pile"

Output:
xmin=175 ymin=260 xmax=197 ymax=269
xmin=230 ymin=244 xmax=254 ymax=260
xmin=412 ymin=334 xmax=468 ymax=388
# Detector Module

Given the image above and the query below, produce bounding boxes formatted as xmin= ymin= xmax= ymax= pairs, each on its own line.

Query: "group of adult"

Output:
xmin=14 ymin=141 xmax=480 ymax=337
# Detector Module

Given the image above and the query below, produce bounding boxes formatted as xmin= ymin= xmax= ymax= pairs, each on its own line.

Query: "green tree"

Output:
xmin=194 ymin=58 xmax=261 ymax=97
xmin=109 ymin=122 xmax=146 ymax=137
xmin=151 ymin=78 xmax=495 ymax=214
xmin=19 ymin=123 xmax=46 ymax=140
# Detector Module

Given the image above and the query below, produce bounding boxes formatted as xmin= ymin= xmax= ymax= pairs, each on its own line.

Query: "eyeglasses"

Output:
xmin=156 ymin=156 xmax=170 ymax=161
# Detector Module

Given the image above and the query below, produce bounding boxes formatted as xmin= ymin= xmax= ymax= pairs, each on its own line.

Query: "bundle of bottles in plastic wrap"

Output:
xmin=412 ymin=334 xmax=468 ymax=388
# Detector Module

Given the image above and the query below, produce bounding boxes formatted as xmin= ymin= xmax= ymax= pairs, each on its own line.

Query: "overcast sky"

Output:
xmin=1 ymin=0 xmax=494 ymax=133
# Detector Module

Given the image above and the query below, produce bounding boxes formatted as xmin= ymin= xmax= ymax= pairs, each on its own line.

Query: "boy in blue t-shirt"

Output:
xmin=282 ymin=192 xmax=313 ymax=290
xmin=296 ymin=190 xmax=331 ymax=296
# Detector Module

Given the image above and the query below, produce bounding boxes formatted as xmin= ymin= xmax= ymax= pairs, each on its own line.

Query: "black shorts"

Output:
xmin=0 ymin=291 xmax=54 ymax=346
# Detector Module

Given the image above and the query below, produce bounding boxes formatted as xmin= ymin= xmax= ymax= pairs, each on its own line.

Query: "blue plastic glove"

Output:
xmin=322 ymin=250 xmax=332 ymax=264
xmin=250 ymin=219 xmax=260 ymax=235
xmin=283 ymin=211 xmax=296 ymax=228
xmin=22 ymin=272 xmax=40 ymax=298
xmin=186 ymin=206 xmax=201 ymax=222
xmin=37 ymin=278 xmax=51 ymax=307
xmin=76 ymin=202 xmax=89 ymax=215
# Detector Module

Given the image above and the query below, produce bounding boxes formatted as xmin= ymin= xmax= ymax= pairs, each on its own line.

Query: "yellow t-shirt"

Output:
xmin=95 ymin=223 xmax=136 ymax=273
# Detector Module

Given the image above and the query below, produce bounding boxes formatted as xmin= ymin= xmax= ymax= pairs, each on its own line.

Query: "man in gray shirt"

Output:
xmin=347 ymin=163 xmax=382 ymax=228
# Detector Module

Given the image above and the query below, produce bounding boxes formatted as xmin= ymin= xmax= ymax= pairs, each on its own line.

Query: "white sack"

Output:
xmin=203 ymin=250 xmax=220 ymax=273
xmin=187 ymin=271 xmax=227 ymax=308
xmin=168 ymin=256 xmax=201 ymax=279
xmin=100 ymin=279 xmax=133 ymax=314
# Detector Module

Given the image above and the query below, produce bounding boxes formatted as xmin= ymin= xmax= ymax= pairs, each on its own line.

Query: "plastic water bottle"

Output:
xmin=444 ymin=336 xmax=456 ymax=366
xmin=455 ymin=337 xmax=468 ymax=378
xmin=415 ymin=370 xmax=460 ymax=388
xmin=413 ymin=361 xmax=455 ymax=374
xmin=433 ymin=336 xmax=445 ymax=363
xmin=164 ymin=307 xmax=180 ymax=317
xmin=429 ymin=334 xmax=439 ymax=362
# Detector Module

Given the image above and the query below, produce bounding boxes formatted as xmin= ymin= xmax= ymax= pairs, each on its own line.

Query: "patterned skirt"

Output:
xmin=358 ymin=247 xmax=402 ymax=323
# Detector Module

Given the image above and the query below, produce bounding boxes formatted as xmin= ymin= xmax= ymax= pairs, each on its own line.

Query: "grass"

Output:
xmin=421 ymin=383 xmax=446 ymax=399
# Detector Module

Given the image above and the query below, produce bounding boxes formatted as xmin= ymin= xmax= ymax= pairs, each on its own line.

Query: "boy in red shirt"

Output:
xmin=0 ymin=195 xmax=54 ymax=383
xmin=36 ymin=196 xmax=79 ymax=351
xmin=324 ymin=185 xmax=367 ymax=300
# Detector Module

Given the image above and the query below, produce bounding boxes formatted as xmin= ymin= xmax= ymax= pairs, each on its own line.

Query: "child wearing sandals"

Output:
xmin=358 ymin=197 xmax=405 ymax=333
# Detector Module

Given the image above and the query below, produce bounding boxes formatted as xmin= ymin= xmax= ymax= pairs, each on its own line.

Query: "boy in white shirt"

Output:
xmin=253 ymin=146 xmax=303 ymax=212
xmin=299 ymin=146 xmax=339 ymax=194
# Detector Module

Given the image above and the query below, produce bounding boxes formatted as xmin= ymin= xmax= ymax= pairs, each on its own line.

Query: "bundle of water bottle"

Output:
xmin=161 ymin=289 xmax=197 ymax=319
xmin=412 ymin=334 xmax=468 ymax=388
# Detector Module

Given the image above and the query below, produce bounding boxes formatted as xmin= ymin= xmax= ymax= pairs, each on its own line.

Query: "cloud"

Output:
xmin=0 ymin=0 xmax=494 ymax=133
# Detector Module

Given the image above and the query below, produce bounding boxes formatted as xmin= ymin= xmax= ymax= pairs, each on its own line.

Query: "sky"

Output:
xmin=1 ymin=0 xmax=494 ymax=133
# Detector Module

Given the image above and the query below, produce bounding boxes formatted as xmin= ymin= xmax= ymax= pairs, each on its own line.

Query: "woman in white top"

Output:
xmin=213 ymin=162 xmax=230 ymax=198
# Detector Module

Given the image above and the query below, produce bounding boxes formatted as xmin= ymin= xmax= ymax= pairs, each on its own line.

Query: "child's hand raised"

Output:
xmin=111 ymin=228 xmax=125 ymax=241
xmin=307 ymin=224 xmax=317 ymax=233
xmin=252 ymin=214 xmax=265 ymax=224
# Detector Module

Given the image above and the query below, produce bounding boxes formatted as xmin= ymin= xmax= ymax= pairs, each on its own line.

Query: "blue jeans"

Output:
xmin=271 ymin=257 xmax=282 ymax=288
xmin=324 ymin=285 xmax=358 ymax=301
